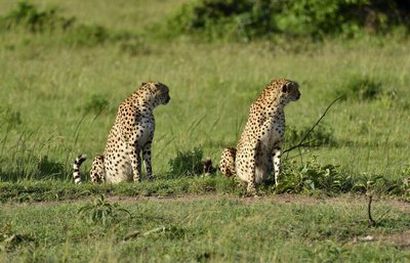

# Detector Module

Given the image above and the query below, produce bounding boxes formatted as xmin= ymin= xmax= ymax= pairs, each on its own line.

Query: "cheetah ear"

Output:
xmin=141 ymin=82 xmax=147 ymax=86
xmin=282 ymin=84 xmax=289 ymax=93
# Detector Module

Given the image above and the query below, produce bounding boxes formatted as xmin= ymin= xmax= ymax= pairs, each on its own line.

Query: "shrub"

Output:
xmin=166 ymin=0 xmax=410 ymax=40
xmin=78 ymin=195 xmax=131 ymax=226
xmin=0 ymin=2 xmax=136 ymax=47
xmin=64 ymin=24 xmax=110 ymax=47
xmin=167 ymin=148 xmax=204 ymax=178
xmin=36 ymin=155 xmax=65 ymax=179
xmin=336 ymin=75 xmax=383 ymax=101
xmin=278 ymin=158 xmax=353 ymax=195
xmin=167 ymin=0 xmax=282 ymax=40
xmin=118 ymin=38 xmax=152 ymax=56
xmin=0 ymin=2 xmax=74 ymax=33
xmin=0 ymin=223 xmax=35 ymax=252
xmin=0 ymin=106 xmax=22 ymax=129
xmin=276 ymin=158 xmax=407 ymax=197
xmin=285 ymin=124 xmax=336 ymax=148
xmin=83 ymin=94 xmax=110 ymax=115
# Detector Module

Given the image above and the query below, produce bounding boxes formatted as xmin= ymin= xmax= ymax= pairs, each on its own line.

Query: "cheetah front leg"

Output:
xmin=246 ymin=141 xmax=259 ymax=196
xmin=273 ymin=147 xmax=281 ymax=186
xmin=128 ymin=141 xmax=142 ymax=182
xmin=247 ymin=178 xmax=257 ymax=195
xmin=142 ymin=140 xmax=153 ymax=180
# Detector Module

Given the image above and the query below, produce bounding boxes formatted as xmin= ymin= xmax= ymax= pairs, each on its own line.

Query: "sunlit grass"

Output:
xmin=1 ymin=37 xmax=409 ymax=180
xmin=1 ymin=196 xmax=409 ymax=262
xmin=0 ymin=1 xmax=409 ymax=261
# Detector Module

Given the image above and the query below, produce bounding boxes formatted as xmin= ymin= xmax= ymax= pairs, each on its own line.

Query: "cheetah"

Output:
xmin=220 ymin=78 xmax=300 ymax=194
xmin=73 ymin=81 xmax=170 ymax=184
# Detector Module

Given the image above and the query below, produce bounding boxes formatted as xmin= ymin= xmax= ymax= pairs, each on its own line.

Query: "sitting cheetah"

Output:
xmin=73 ymin=81 xmax=170 ymax=184
xmin=220 ymin=78 xmax=300 ymax=194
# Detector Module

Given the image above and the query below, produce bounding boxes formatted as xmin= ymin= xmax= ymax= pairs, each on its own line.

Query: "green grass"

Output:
xmin=1 ymin=35 xmax=409 ymax=180
xmin=1 ymin=1 xmax=409 ymax=179
xmin=1 ymin=162 xmax=408 ymax=203
xmin=0 ymin=1 xmax=409 ymax=261
xmin=1 ymin=196 xmax=409 ymax=262
xmin=0 ymin=177 xmax=239 ymax=203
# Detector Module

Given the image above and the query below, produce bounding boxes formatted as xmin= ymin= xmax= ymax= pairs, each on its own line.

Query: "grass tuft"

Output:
xmin=0 ymin=2 xmax=74 ymax=33
xmin=0 ymin=106 xmax=23 ymax=129
xmin=166 ymin=147 xmax=204 ymax=178
xmin=36 ymin=155 xmax=65 ymax=179
xmin=83 ymin=94 xmax=110 ymax=115
xmin=0 ymin=2 xmax=138 ymax=47
xmin=0 ymin=223 xmax=35 ymax=252
xmin=78 ymin=194 xmax=131 ymax=226
xmin=285 ymin=124 xmax=336 ymax=148
xmin=336 ymin=75 xmax=383 ymax=101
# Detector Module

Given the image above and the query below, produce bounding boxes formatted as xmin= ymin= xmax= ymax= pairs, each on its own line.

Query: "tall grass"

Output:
xmin=0 ymin=1 xmax=409 ymax=183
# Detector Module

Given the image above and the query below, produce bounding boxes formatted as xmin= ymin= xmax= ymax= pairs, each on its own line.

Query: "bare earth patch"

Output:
xmin=352 ymin=230 xmax=410 ymax=249
xmin=381 ymin=231 xmax=410 ymax=249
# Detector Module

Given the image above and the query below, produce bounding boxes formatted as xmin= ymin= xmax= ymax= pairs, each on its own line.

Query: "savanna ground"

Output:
xmin=0 ymin=0 xmax=409 ymax=262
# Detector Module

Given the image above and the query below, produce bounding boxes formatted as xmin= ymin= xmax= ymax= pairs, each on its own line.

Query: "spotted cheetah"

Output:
xmin=73 ymin=81 xmax=170 ymax=184
xmin=220 ymin=79 xmax=300 ymax=194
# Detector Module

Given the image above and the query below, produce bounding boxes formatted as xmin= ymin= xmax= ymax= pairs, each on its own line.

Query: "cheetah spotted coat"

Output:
xmin=220 ymin=79 xmax=300 ymax=194
xmin=73 ymin=81 xmax=170 ymax=184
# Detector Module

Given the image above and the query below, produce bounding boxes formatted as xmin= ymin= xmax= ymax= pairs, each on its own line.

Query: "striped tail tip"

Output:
xmin=73 ymin=154 xmax=87 ymax=184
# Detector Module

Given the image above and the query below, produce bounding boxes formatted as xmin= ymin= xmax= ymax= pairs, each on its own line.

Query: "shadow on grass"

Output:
xmin=0 ymin=155 xmax=69 ymax=182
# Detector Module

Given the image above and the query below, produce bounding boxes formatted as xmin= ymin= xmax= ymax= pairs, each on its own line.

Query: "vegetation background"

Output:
xmin=0 ymin=0 xmax=409 ymax=261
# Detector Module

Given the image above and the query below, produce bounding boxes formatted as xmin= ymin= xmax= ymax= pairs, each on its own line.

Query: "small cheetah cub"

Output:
xmin=73 ymin=81 xmax=170 ymax=184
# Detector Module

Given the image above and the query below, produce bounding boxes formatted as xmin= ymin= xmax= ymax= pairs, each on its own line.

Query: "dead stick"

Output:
xmin=283 ymin=96 xmax=343 ymax=154
xmin=282 ymin=141 xmax=315 ymax=154
xmin=368 ymin=194 xmax=376 ymax=227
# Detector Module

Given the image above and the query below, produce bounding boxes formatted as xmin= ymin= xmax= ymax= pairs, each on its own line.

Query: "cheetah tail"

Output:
xmin=73 ymin=154 xmax=87 ymax=184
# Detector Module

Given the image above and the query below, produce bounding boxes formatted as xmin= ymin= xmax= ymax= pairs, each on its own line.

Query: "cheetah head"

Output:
xmin=280 ymin=79 xmax=300 ymax=103
xmin=142 ymin=81 xmax=170 ymax=106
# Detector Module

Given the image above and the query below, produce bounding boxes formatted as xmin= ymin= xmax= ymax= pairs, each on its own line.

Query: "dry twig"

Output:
xmin=368 ymin=194 xmax=376 ymax=227
xmin=283 ymin=96 xmax=343 ymax=155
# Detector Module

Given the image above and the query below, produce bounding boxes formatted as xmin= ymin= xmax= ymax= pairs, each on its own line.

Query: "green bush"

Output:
xmin=0 ymin=2 xmax=74 ymax=33
xmin=36 ymin=155 xmax=65 ymax=179
xmin=167 ymin=148 xmax=204 ymax=178
xmin=64 ymin=24 xmax=110 ymax=47
xmin=83 ymin=94 xmax=110 ymax=115
xmin=0 ymin=2 xmax=136 ymax=47
xmin=277 ymin=158 xmax=408 ymax=198
xmin=0 ymin=106 xmax=22 ymax=129
xmin=277 ymin=158 xmax=353 ymax=195
xmin=285 ymin=124 xmax=336 ymax=148
xmin=166 ymin=0 xmax=409 ymax=40
xmin=0 ymin=223 xmax=34 ymax=252
xmin=336 ymin=75 xmax=383 ymax=101
xmin=78 ymin=195 xmax=131 ymax=226
xmin=166 ymin=0 xmax=282 ymax=40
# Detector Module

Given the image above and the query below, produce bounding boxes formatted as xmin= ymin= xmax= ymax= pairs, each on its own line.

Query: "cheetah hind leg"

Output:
xmin=90 ymin=155 xmax=106 ymax=183
xmin=246 ymin=181 xmax=258 ymax=197
xmin=219 ymin=147 xmax=237 ymax=177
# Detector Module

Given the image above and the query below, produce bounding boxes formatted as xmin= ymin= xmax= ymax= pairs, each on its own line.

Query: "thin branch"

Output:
xmin=368 ymin=194 xmax=376 ymax=227
xmin=284 ymin=96 xmax=343 ymax=154
xmin=282 ymin=141 xmax=316 ymax=154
